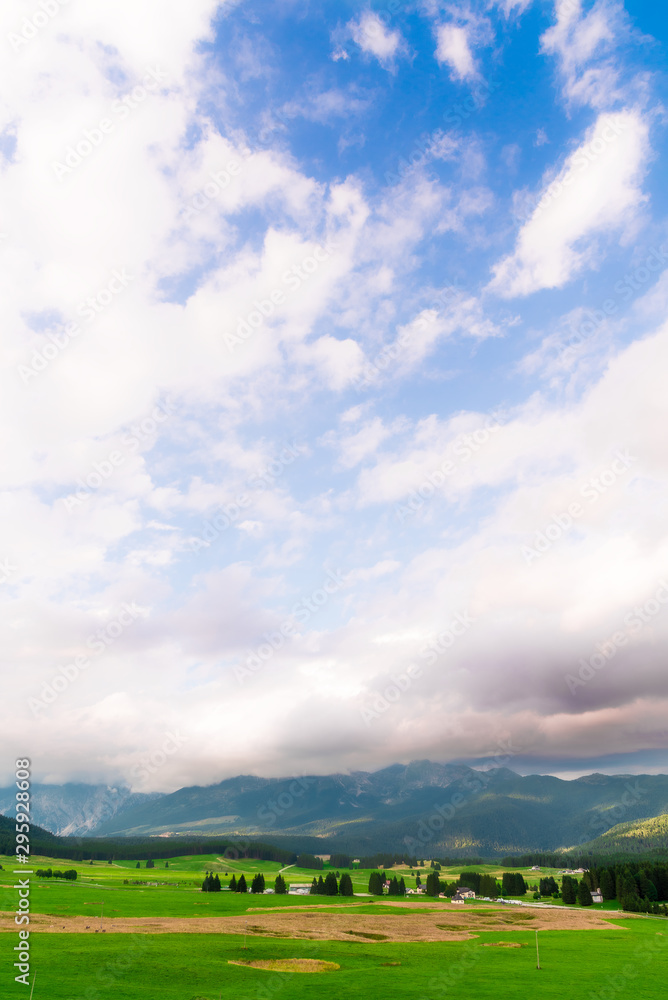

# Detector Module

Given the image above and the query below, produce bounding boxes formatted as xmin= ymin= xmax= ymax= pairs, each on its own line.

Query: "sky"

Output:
xmin=2 ymin=0 xmax=668 ymax=793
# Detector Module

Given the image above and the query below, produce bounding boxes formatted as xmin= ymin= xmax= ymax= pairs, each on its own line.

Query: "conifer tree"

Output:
xmin=324 ymin=872 xmax=338 ymax=895
xmin=399 ymin=877 xmax=406 ymax=896
xmin=213 ymin=874 xmax=221 ymax=892
xmin=600 ymin=868 xmax=615 ymax=900
xmin=274 ymin=874 xmax=287 ymax=894
xmin=577 ymin=881 xmax=593 ymax=906
xmin=561 ymin=876 xmax=576 ymax=904
xmin=229 ymin=875 xmax=237 ymax=892
xmin=238 ymin=874 xmax=247 ymax=893
xmin=638 ymin=871 xmax=657 ymax=901
xmin=339 ymin=873 xmax=353 ymax=896
xmin=368 ymin=872 xmax=384 ymax=895
xmin=317 ymin=875 xmax=326 ymax=895
xmin=310 ymin=877 xmax=318 ymax=895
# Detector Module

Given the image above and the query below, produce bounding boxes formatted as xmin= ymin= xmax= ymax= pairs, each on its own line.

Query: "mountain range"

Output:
xmin=4 ymin=761 xmax=668 ymax=856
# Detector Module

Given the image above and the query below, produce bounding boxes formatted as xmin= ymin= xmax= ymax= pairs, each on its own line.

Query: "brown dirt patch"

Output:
xmin=0 ymin=905 xmax=625 ymax=942
xmin=481 ymin=941 xmax=525 ymax=948
xmin=228 ymin=958 xmax=338 ymax=973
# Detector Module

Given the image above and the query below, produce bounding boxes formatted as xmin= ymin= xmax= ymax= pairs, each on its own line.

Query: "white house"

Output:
xmin=451 ymin=894 xmax=466 ymax=905
xmin=457 ymin=887 xmax=476 ymax=898
xmin=591 ymin=888 xmax=603 ymax=903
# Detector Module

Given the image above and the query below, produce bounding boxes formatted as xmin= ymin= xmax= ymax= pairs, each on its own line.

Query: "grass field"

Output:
xmin=2 ymin=853 xmax=666 ymax=998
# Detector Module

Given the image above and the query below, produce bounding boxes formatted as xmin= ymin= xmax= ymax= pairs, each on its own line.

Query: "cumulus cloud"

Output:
xmin=1 ymin=0 xmax=666 ymax=792
xmin=435 ymin=23 xmax=478 ymax=80
xmin=489 ymin=110 xmax=650 ymax=297
xmin=540 ymin=0 xmax=629 ymax=108
xmin=348 ymin=12 xmax=404 ymax=66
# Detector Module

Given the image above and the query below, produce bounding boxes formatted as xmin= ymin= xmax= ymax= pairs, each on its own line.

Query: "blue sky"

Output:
xmin=2 ymin=0 xmax=668 ymax=790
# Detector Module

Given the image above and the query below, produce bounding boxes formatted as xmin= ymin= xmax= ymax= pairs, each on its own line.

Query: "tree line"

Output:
xmin=310 ymin=872 xmax=354 ymax=895
xmin=34 ymin=868 xmax=77 ymax=880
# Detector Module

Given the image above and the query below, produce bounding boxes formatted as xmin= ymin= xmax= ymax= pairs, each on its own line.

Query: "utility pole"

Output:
xmin=535 ymin=929 xmax=541 ymax=970
xmin=100 ymin=901 xmax=104 ymax=932
xmin=29 ymin=973 xmax=37 ymax=1000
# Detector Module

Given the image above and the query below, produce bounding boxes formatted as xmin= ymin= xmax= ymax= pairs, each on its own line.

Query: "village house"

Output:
xmin=456 ymin=886 xmax=476 ymax=898
xmin=451 ymin=893 xmax=466 ymax=904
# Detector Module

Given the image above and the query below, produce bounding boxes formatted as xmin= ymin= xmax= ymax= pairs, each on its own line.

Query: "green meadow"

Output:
xmin=3 ymin=920 xmax=667 ymax=999
xmin=3 ymin=853 xmax=666 ymax=998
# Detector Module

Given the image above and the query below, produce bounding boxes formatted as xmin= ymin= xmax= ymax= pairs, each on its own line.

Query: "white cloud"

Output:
xmin=435 ymin=23 xmax=477 ymax=80
xmin=349 ymin=12 xmax=404 ymax=67
xmin=540 ymin=0 xmax=628 ymax=108
xmin=489 ymin=110 xmax=650 ymax=298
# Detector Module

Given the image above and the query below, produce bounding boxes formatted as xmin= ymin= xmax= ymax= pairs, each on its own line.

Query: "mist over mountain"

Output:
xmin=0 ymin=782 xmax=159 ymax=837
xmin=13 ymin=762 xmax=668 ymax=856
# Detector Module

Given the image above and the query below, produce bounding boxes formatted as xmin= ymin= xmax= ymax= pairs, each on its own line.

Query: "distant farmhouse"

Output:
xmin=450 ymin=886 xmax=476 ymax=904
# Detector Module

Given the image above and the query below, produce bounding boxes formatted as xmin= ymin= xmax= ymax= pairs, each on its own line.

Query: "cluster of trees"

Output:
xmin=34 ymin=868 xmax=77 ymax=880
xmin=329 ymin=853 xmax=352 ymax=868
xmin=226 ymin=873 xmax=287 ymax=894
xmin=296 ymin=854 xmax=324 ymax=870
xmin=501 ymin=872 xmax=527 ymax=896
xmin=368 ymin=872 xmax=406 ymax=896
xmin=201 ymin=872 xmax=222 ymax=892
xmin=560 ymin=876 xmax=590 ymax=905
xmin=457 ymin=872 xmax=500 ymax=896
xmin=311 ymin=872 xmax=354 ymax=895
xmin=539 ymin=876 xmax=559 ymax=896
xmin=576 ymin=863 xmax=668 ymax=914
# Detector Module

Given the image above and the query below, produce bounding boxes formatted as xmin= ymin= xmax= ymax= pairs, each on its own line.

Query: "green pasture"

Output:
xmin=0 ymin=854 xmax=622 ymax=921
xmin=2 ymin=919 xmax=666 ymax=999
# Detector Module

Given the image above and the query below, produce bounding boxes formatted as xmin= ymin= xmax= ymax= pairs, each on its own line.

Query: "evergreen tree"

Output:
xmin=237 ymin=874 xmax=247 ymax=893
xmin=653 ymin=865 xmax=668 ymax=901
xmin=310 ymin=877 xmax=318 ymax=895
xmin=251 ymin=873 xmax=266 ymax=894
xmin=229 ymin=875 xmax=237 ymax=892
xmin=577 ymin=881 xmax=593 ymax=906
xmin=513 ymin=873 xmax=526 ymax=895
xmin=398 ymin=877 xmax=406 ymax=896
xmin=600 ymin=868 xmax=615 ymax=900
xmin=274 ymin=874 xmax=287 ymax=894
xmin=638 ymin=871 xmax=657 ymax=901
xmin=213 ymin=874 xmax=221 ymax=892
xmin=368 ymin=872 xmax=383 ymax=895
xmin=561 ymin=876 xmax=577 ymax=904
xmin=317 ymin=875 xmax=326 ymax=895
xmin=415 ymin=874 xmax=422 ymax=888
xmin=539 ymin=876 xmax=558 ymax=896
xmin=324 ymin=872 xmax=338 ymax=896
xmin=339 ymin=872 xmax=354 ymax=896
xmin=136 ymin=862 xmax=140 ymax=868
xmin=426 ymin=872 xmax=441 ymax=897
xmin=479 ymin=874 xmax=498 ymax=897
xmin=165 ymin=861 xmax=169 ymax=868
